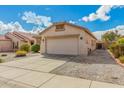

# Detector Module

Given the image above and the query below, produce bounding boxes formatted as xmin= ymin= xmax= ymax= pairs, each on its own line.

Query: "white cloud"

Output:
xmin=78 ymin=19 xmax=82 ymax=22
xmin=0 ymin=11 xmax=53 ymax=35
xmin=0 ymin=21 xmax=42 ymax=35
xmin=0 ymin=21 xmax=26 ymax=34
xmin=93 ymin=25 xmax=124 ymax=40
xmin=22 ymin=11 xmax=52 ymax=27
xmin=113 ymin=5 xmax=124 ymax=9
xmin=45 ymin=8 xmax=50 ymax=11
xmin=93 ymin=31 xmax=106 ymax=40
xmin=30 ymin=25 xmax=45 ymax=34
xmin=82 ymin=5 xmax=124 ymax=22
xmin=69 ymin=20 xmax=76 ymax=24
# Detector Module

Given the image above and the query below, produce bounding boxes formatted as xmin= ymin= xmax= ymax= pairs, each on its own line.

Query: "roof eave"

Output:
xmin=39 ymin=22 xmax=97 ymax=40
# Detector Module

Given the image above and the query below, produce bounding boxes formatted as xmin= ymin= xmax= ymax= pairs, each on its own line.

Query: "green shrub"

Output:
xmin=109 ymin=43 xmax=120 ymax=58
xmin=0 ymin=58 xmax=2 ymax=63
xmin=119 ymin=56 xmax=124 ymax=63
xmin=20 ymin=44 xmax=30 ymax=52
xmin=16 ymin=50 xmax=27 ymax=57
xmin=117 ymin=38 xmax=124 ymax=44
xmin=116 ymin=38 xmax=124 ymax=56
xmin=31 ymin=44 xmax=40 ymax=52
xmin=108 ymin=38 xmax=124 ymax=58
xmin=118 ymin=44 xmax=124 ymax=56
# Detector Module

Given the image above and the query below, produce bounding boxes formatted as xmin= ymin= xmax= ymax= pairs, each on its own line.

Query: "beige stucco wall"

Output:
xmin=0 ymin=40 xmax=13 ymax=52
xmin=40 ymin=24 xmax=96 ymax=55
xmin=84 ymin=32 xmax=96 ymax=52
xmin=41 ymin=25 xmax=83 ymax=37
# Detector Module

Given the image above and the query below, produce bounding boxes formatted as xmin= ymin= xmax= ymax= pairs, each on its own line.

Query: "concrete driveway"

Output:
xmin=51 ymin=50 xmax=124 ymax=86
xmin=0 ymin=54 xmax=124 ymax=88
xmin=0 ymin=55 xmax=66 ymax=73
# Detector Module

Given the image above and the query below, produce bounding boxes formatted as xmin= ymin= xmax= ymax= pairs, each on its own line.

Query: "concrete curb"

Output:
xmin=107 ymin=50 xmax=124 ymax=67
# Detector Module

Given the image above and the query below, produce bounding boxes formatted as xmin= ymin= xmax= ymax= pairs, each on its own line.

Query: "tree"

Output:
xmin=102 ymin=30 xmax=121 ymax=48
xmin=102 ymin=31 xmax=120 ymax=42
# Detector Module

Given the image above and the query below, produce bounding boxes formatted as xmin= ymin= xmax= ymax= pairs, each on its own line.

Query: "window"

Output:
xmin=55 ymin=24 xmax=65 ymax=31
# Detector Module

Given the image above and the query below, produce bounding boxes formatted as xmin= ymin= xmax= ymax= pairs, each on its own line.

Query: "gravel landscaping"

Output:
xmin=51 ymin=49 xmax=124 ymax=86
xmin=0 ymin=52 xmax=40 ymax=63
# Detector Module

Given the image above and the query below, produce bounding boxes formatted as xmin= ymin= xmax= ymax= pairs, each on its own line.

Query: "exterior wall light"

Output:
xmin=80 ymin=37 xmax=83 ymax=40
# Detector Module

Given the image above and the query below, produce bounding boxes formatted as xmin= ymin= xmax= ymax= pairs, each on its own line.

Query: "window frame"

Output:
xmin=55 ymin=24 xmax=65 ymax=31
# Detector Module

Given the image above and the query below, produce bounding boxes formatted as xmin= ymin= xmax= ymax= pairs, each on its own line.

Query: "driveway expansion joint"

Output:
xmin=37 ymin=74 xmax=56 ymax=88
xmin=89 ymin=80 xmax=92 ymax=88
xmin=0 ymin=65 xmax=50 ymax=74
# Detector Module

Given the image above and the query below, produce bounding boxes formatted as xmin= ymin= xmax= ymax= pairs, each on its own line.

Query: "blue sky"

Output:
xmin=0 ymin=5 xmax=124 ymax=39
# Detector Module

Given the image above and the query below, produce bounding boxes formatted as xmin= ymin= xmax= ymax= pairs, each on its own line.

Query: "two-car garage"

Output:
xmin=46 ymin=35 xmax=79 ymax=55
xmin=40 ymin=22 xmax=97 ymax=56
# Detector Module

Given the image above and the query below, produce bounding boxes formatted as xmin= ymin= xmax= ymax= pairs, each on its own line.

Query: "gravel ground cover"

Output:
xmin=0 ymin=52 xmax=40 ymax=63
xmin=51 ymin=50 xmax=124 ymax=86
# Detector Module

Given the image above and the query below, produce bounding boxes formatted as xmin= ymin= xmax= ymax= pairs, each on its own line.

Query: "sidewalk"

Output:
xmin=40 ymin=75 xmax=124 ymax=88
xmin=0 ymin=66 xmax=123 ymax=88
xmin=0 ymin=55 xmax=124 ymax=88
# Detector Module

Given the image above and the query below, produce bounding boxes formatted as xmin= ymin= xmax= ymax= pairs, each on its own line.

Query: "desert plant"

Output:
xmin=20 ymin=44 xmax=30 ymax=52
xmin=109 ymin=42 xmax=120 ymax=58
xmin=117 ymin=38 xmax=124 ymax=44
xmin=31 ymin=44 xmax=40 ymax=52
xmin=116 ymin=38 xmax=124 ymax=56
xmin=15 ymin=50 xmax=27 ymax=57
xmin=118 ymin=44 xmax=124 ymax=56
xmin=119 ymin=56 xmax=124 ymax=63
xmin=1 ymin=54 xmax=7 ymax=57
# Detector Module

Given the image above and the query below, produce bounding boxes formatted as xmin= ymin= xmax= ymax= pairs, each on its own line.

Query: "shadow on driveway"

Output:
xmin=69 ymin=49 xmax=116 ymax=64
xmin=42 ymin=49 xmax=116 ymax=64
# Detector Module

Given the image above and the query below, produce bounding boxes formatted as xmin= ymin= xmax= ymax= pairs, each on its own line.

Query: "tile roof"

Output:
xmin=13 ymin=31 xmax=36 ymax=41
xmin=0 ymin=35 xmax=11 ymax=41
xmin=5 ymin=32 xmax=25 ymax=41
xmin=5 ymin=31 xmax=36 ymax=42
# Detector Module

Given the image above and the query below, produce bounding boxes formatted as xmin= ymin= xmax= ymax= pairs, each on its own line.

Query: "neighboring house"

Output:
xmin=33 ymin=34 xmax=41 ymax=45
xmin=40 ymin=22 xmax=97 ymax=55
xmin=0 ymin=35 xmax=13 ymax=52
xmin=0 ymin=31 xmax=37 ymax=52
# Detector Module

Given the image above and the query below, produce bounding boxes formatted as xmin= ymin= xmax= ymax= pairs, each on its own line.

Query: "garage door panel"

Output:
xmin=47 ymin=36 xmax=78 ymax=55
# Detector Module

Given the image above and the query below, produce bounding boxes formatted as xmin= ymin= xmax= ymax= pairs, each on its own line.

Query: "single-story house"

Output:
xmin=0 ymin=35 xmax=13 ymax=52
xmin=40 ymin=22 xmax=97 ymax=55
xmin=0 ymin=31 xmax=37 ymax=52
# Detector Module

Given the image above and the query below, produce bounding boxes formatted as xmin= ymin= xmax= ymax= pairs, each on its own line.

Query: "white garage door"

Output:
xmin=46 ymin=36 xmax=79 ymax=55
